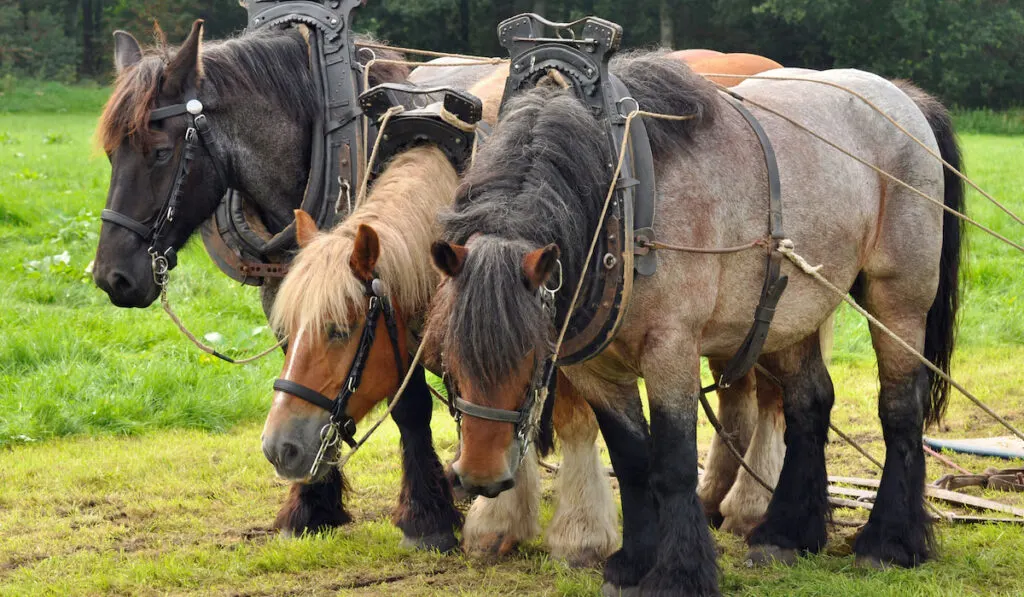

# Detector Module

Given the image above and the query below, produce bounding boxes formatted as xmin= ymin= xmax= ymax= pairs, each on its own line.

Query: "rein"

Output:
xmin=272 ymin=275 xmax=406 ymax=478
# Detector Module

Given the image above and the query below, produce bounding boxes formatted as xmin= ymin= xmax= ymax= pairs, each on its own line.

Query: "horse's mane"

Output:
xmin=439 ymin=50 xmax=719 ymax=393
xmin=270 ymin=145 xmax=458 ymax=339
xmin=98 ymin=29 xmax=406 ymax=154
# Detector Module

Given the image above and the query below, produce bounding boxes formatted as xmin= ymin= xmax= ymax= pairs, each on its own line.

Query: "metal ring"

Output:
xmin=543 ymin=259 xmax=563 ymax=293
xmin=617 ymin=96 xmax=640 ymax=118
xmin=357 ymin=47 xmax=377 ymax=63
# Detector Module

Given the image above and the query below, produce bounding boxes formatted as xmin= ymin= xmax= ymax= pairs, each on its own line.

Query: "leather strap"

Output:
xmin=717 ymin=91 xmax=788 ymax=387
xmin=100 ymin=209 xmax=152 ymax=240
xmin=454 ymin=397 xmax=524 ymax=424
xmin=148 ymin=104 xmax=189 ymax=121
xmin=273 ymin=379 xmax=334 ymax=412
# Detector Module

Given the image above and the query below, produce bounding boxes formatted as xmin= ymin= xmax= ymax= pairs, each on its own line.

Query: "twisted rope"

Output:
xmin=777 ymin=239 xmax=1024 ymax=443
xmin=158 ymin=284 xmax=286 ymax=364
xmin=702 ymin=72 xmax=1024 ymax=228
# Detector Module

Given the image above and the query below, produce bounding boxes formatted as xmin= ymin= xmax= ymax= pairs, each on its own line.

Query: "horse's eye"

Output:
xmin=154 ymin=148 xmax=173 ymax=164
xmin=326 ymin=324 xmax=349 ymax=342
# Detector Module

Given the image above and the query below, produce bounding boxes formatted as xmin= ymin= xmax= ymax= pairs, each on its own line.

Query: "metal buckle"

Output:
xmin=149 ymin=249 xmax=170 ymax=287
xmin=310 ymin=422 xmax=341 ymax=478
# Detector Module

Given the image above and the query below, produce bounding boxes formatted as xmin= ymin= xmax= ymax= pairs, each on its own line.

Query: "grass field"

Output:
xmin=0 ymin=82 xmax=1023 ymax=595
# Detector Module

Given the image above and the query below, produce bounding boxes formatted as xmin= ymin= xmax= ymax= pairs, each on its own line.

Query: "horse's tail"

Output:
xmin=893 ymin=80 xmax=965 ymax=426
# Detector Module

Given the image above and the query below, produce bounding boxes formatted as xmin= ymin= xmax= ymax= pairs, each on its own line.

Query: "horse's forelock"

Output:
xmin=98 ymin=55 xmax=166 ymax=154
xmin=443 ymin=237 xmax=552 ymax=397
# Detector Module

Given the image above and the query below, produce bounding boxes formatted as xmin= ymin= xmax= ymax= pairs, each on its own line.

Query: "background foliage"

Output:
xmin=0 ymin=0 xmax=1021 ymax=108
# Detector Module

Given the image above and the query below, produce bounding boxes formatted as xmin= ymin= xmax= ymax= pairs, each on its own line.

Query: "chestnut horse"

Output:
xmin=428 ymin=50 xmax=962 ymax=596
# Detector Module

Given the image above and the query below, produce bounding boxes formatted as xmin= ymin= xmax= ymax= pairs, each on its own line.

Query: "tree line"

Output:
xmin=1 ymin=0 xmax=1021 ymax=108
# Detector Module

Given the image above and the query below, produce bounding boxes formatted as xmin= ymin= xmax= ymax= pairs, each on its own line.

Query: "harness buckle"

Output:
xmin=149 ymin=248 xmax=170 ymax=288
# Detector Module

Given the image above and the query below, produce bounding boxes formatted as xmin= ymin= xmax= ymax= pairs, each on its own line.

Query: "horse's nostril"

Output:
xmin=279 ymin=442 xmax=302 ymax=469
xmin=262 ymin=442 xmax=278 ymax=467
xmin=109 ymin=270 xmax=135 ymax=295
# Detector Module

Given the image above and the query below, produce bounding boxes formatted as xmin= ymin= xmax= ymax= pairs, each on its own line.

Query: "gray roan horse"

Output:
xmin=428 ymin=51 xmax=963 ymax=595
xmin=91 ymin=21 xmax=419 ymax=536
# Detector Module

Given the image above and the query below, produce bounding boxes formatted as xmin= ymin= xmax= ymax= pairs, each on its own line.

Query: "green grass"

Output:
xmin=0 ymin=97 xmax=1023 ymax=595
xmin=952 ymin=108 xmax=1024 ymax=136
xmin=0 ymin=79 xmax=112 ymax=115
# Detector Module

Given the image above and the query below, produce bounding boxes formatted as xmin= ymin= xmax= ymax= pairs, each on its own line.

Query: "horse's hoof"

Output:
xmin=720 ymin=516 xmax=759 ymax=537
xmin=854 ymin=555 xmax=890 ymax=570
xmin=401 ymin=531 xmax=459 ymax=553
xmin=463 ymin=532 xmax=518 ymax=558
xmin=744 ymin=545 xmax=798 ymax=567
xmin=601 ymin=583 xmax=639 ymax=597
xmin=563 ymin=547 xmax=606 ymax=569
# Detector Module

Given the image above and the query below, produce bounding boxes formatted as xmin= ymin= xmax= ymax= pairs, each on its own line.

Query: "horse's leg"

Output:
xmin=719 ymin=366 xmax=785 ymax=536
xmin=273 ymin=468 xmax=350 ymax=535
xmin=585 ymin=379 xmax=658 ymax=593
xmin=462 ymin=447 xmax=541 ymax=557
xmin=697 ymin=360 xmax=757 ymax=528
xmin=637 ymin=342 xmax=719 ymax=596
xmin=546 ymin=373 xmax=619 ymax=567
xmin=390 ymin=365 xmax=463 ymax=552
xmin=853 ymin=283 xmax=933 ymax=567
xmin=747 ymin=334 xmax=834 ymax=565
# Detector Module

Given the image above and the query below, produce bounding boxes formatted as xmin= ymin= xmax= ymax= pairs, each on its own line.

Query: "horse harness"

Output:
xmin=443 ymin=13 xmax=788 ymax=443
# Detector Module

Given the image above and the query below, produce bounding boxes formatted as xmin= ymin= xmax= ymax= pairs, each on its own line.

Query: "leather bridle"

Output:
xmin=272 ymin=275 xmax=405 ymax=476
xmin=100 ymin=98 xmax=229 ymax=283
xmin=442 ymin=261 xmax=561 ymax=472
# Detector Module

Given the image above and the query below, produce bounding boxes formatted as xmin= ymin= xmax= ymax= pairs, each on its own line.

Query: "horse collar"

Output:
xmin=200 ymin=0 xmax=370 ymax=287
xmin=497 ymin=14 xmax=657 ymax=366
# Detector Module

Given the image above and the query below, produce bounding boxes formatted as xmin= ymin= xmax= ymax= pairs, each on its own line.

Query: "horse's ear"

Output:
xmin=522 ymin=243 xmax=560 ymax=291
xmin=294 ymin=209 xmax=318 ymax=248
xmin=113 ymin=31 xmax=143 ymax=73
xmin=431 ymin=241 xmax=468 ymax=278
xmin=163 ymin=19 xmax=204 ymax=95
xmin=349 ymin=224 xmax=380 ymax=281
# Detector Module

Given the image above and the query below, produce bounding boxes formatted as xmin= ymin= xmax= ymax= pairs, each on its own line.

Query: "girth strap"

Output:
xmin=716 ymin=91 xmax=788 ymax=388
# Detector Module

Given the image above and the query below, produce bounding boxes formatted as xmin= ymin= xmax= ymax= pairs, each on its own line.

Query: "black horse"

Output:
xmin=91 ymin=21 xmax=440 ymax=539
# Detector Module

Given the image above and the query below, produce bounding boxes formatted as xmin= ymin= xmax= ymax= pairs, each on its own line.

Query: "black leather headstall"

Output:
xmin=358 ymin=83 xmax=484 ymax=179
xmin=101 ymin=98 xmax=229 ymax=278
xmin=272 ymin=275 xmax=405 ymax=448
